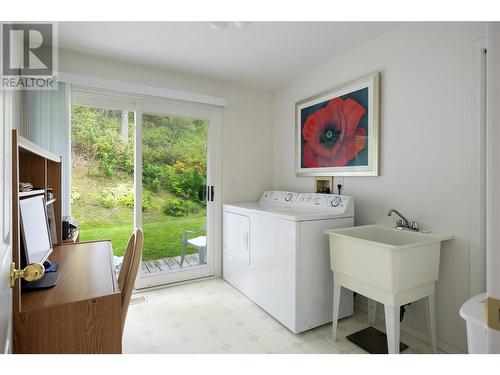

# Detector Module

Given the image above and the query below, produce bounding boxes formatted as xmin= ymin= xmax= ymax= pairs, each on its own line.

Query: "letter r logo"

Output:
xmin=2 ymin=23 xmax=53 ymax=75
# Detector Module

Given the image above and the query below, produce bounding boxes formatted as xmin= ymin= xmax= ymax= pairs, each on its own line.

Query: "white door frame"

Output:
xmin=469 ymin=38 xmax=487 ymax=296
xmin=0 ymin=90 xmax=13 ymax=354
xmin=486 ymin=22 xmax=500 ymax=353
xmin=134 ymin=98 xmax=222 ymax=288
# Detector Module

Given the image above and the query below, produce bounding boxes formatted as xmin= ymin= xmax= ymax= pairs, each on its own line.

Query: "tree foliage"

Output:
xmin=72 ymin=106 xmax=208 ymax=214
xmin=72 ymin=106 xmax=134 ymax=176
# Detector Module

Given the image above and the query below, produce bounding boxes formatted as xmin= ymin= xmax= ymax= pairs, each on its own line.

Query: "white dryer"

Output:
xmin=223 ymin=191 xmax=354 ymax=333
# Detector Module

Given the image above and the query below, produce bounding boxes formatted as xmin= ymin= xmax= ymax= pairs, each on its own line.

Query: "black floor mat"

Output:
xmin=346 ymin=326 xmax=409 ymax=354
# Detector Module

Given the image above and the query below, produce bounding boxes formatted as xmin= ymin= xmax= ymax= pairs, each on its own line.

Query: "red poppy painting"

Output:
xmin=296 ymin=73 xmax=379 ymax=176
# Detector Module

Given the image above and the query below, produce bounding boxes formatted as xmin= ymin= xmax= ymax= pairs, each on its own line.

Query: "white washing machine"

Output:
xmin=223 ymin=191 xmax=354 ymax=333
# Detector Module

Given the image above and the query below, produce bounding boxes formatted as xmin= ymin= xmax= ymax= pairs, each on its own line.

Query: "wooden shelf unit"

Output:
xmin=12 ymin=130 xmax=62 ymax=246
xmin=11 ymin=130 xmax=122 ymax=354
xmin=12 ymin=129 xmax=63 ymax=352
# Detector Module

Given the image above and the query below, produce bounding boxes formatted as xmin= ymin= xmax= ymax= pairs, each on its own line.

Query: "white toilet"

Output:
xmin=459 ymin=292 xmax=488 ymax=353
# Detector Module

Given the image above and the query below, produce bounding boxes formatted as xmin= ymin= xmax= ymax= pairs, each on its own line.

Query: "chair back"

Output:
xmin=120 ymin=228 xmax=144 ymax=332
xmin=118 ymin=232 xmax=135 ymax=291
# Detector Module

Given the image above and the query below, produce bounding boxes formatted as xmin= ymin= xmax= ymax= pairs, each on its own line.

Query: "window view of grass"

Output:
xmin=71 ymin=105 xmax=207 ymax=262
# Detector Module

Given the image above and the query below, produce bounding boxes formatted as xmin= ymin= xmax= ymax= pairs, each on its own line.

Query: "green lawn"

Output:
xmin=79 ymin=212 xmax=206 ymax=260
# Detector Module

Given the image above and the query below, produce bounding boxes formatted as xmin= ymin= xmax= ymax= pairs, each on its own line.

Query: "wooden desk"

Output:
xmin=14 ymin=241 xmax=122 ymax=354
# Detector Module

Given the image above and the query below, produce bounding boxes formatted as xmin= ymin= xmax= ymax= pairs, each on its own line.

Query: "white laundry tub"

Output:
xmin=460 ymin=292 xmax=489 ymax=354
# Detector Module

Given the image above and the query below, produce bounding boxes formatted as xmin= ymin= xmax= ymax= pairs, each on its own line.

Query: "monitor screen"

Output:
xmin=19 ymin=195 xmax=53 ymax=265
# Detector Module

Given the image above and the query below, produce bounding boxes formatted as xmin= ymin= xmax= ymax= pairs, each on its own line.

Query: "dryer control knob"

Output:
xmin=331 ymin=196 xmax=341 ymax=207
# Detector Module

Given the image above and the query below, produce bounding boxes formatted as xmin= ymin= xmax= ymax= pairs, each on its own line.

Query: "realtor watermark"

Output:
xmin=1 ymin=22 xmax=58 ymax=90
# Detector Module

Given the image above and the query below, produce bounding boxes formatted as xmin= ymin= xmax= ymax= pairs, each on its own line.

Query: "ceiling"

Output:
xmin=59 ymin=22 xmax=400 ymax=90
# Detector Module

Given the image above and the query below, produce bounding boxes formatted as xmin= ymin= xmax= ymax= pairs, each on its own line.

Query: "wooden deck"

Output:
xmin=115 ymin=254 xmax=201 ymax=275
xmin=141 ymin=254 xmax=201 ymax=274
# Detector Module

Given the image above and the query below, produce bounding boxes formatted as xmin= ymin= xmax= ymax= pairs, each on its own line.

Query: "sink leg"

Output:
xmin=368 ymin=299 xmax=377 ymax=325
xmin=425 ymin=294 xmax=437 ymax=353
xmin=332 ymin=281 xmax=341 ymax=342
xmin=384 ymin=305 xmax=400 ymax=354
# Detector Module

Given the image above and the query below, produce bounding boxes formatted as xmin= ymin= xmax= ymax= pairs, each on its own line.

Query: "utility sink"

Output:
xmin=324 ymin=225 xmax=453 ymax=306
xmin=325 ymin=224 xmax=453 ymax=354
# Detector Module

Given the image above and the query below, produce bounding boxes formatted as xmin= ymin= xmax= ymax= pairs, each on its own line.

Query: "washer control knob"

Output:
xmin=285 ymin=193 xmax=293 ymax=202
xmin=331 ymin=196 xmax=341 ymax=207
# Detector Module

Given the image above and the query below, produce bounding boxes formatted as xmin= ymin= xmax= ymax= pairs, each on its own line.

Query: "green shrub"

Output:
xmin=118 ymin=192 xmax=134 ymax=208
xmin=187 ymin=201 xmax=202 ymax=214
xmin=163 ymin=198 xmax=189 ymax=217
xmin=70 ymin=187 xmax=81 ymax=204
xmin=100 ymin=184 xmax=133 ymax=208
xmin=142 ymin=191 xmax=153 ymax=212
xmin=72 ymin=106 xmax=134 ymax=178
xmin=163 ymin=158 xmax=206 ymax=201
xmin=100 ymin=195 xmax=116 ymax=208
xmin=99 ymin=184 xmax=153 ymax=212
xmin=143 ymin=164 xmax=163 ymax=191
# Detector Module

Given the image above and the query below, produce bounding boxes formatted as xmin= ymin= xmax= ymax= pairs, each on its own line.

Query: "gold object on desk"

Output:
xmin=10 ymin=262 xmax=44 ymax=288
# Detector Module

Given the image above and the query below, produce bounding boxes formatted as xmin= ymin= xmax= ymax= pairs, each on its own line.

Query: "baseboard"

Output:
xmin=355 ymin=298 xmax=465 ymax=354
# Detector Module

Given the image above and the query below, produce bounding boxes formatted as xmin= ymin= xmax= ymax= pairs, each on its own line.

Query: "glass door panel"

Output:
xmin=138 ymin=112 xmax=210 ymax=286
xmin=71 ymin=105 xmax=134 ymax=265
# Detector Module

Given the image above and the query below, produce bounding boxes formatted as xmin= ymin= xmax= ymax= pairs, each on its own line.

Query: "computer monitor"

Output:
xmin=19 ymin=195 xmax=53 ymax=266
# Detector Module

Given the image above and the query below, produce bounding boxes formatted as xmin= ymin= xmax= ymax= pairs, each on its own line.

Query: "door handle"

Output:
xmin=201 ymin=186 xmax=215 ymax=202
xmin=9 ymin=262 xmax=44 ymax=288
xmin=198 ymin=185 xmax=207 ymax=201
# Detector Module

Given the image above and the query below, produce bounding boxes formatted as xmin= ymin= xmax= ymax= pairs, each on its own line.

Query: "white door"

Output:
xmin=0 ymin=91 xmax=13 ymax=354
xmin=222 ymin=209 xmax=251 ymax=294
xmin=223 ymin=211 xmax=250 ymax=264
xmin=134 ymin=99 xmax=221 ymax=288
xmin=487 ymin=22 xmax=500 ymax=354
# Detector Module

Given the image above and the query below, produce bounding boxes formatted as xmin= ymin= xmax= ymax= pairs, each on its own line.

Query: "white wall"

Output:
xmin=59 ymin=49 xmax=274 ymax=205
xmin=273 ymin=22 xmax=486 ymax=352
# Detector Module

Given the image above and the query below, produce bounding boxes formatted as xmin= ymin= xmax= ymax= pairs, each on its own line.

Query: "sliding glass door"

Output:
xmin=72 ymin=90 xmax=221 ymax=288
xmin=134 ymin=99 xmax=219 ymax=288
xmin=136 ymin=110 xmax=211 ymax=287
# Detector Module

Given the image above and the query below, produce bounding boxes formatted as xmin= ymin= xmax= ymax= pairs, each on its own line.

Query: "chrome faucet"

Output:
xmin=387 ymin=208 xmax=419 ymax=231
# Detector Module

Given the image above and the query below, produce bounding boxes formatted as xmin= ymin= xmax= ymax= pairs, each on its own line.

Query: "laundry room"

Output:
xmin=1 ymin=5 xmax=500 ymax=369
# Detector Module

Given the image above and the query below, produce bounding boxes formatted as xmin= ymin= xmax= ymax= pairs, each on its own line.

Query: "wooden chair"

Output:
xmin=117 ymin=232 xmax=135 ymax=291
xmin=119 ymin=228 xmax=144 ymax=333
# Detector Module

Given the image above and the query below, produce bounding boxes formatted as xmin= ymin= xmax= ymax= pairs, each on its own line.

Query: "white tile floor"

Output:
xmin=123 ymin=278 xmax=439 ymax=354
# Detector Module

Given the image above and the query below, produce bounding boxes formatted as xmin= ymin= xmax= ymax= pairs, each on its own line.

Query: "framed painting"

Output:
xmin=296 ymin=72 xmax=380 ymax=176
